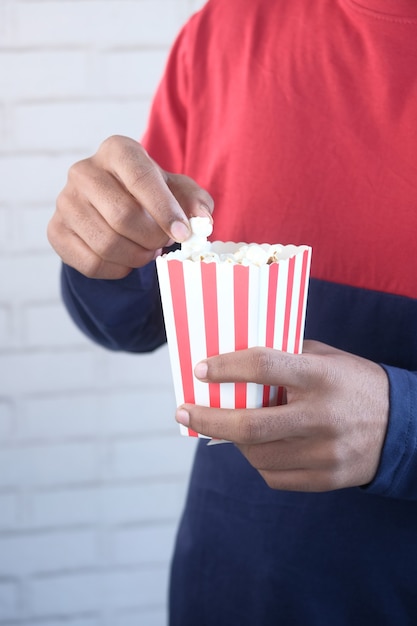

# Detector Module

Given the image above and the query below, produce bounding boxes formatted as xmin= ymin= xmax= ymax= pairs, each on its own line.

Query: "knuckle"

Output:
xmin=108 ymin=199 xmax=134 ymax=232
xmin=99 ymin=134 xmax=130 ymax=155
xmin=46 ymin=218 xmax=60 ymax=250
xmin=315 ymin=472 xmax=341 ymax=492
xmin=77 ymin=254 xmax=105 ymax=279
xmin=93 ymin=231 xmax=120 ymax=261
xmin=252 ymin=348 xmax=276 ymax=380
xmin=259 ymin=470 xmax=284 ymax=491
xmin=67 ymin=158 xmax=90 ymax=184
xmin=99 ymin=135 xmax=152 ymax=175
xmin=324 ymin=440 xmax=346 ymax=473
xmin=237 ymin=412 xmax=262 ymax=444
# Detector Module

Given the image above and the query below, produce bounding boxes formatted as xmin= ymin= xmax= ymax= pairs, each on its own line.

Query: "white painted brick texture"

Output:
xmin=0 ymin=0 xmax=206 ymax=623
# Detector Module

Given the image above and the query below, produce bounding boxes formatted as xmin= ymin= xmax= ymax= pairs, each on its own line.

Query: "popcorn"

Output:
xmin=177 ymin=217 xmax=291 ymax=267
xmin=181 ymin=216 xmax=213 ymax=257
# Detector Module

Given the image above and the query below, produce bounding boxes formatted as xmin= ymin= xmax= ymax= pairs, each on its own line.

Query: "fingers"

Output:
xmin=194 ymin=346 xmax=322 ymax=389
xmin=176 ymin=403 xmax=312 ymax=444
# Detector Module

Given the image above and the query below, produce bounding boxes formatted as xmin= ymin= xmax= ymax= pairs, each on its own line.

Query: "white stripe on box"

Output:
xmin=287 ymin=254 xmax=303 ymax=354
xmin=156 ymin=258 xmax=184 ymax=406
xmin=216 ymin=262 xmax=236 ymax=409
xmin=246 ymin=265 xmax=265 ymax=408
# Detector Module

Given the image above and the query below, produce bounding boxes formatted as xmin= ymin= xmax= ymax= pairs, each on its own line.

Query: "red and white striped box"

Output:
xmin=156 ymin=243 xmax=312 ymax=438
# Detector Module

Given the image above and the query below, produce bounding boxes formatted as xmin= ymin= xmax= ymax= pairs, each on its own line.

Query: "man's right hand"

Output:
xmin=47 ymin=135 xmax=214 ymax=279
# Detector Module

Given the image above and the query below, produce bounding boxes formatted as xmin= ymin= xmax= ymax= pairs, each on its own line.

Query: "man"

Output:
xmin=48 ymin=0 xmax=417 ymax=623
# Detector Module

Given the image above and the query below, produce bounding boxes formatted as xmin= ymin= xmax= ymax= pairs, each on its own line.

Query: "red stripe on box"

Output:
xmin=263 ymin=263 xmax=279 ymax=407
xmin=168 ymin=261 xmax=198 ymax=437
xmin=265 ymin=263 xmax=279 ymax=347
xmin=234 ymin=265 xmax=249 ymax=408
xmin=294 ymin=249 xmax=310 ymax=354
xmin=282 ymin=256 xmax=296 ymax=353
xmin=201 ymin=263 xmax=221 ymax=407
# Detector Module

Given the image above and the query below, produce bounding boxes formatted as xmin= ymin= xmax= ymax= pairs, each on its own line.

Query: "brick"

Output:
xmin=30 ymin=486 xmax=99 ymax=529
xmin=0 ymin=3 xmax=6 ymax=46
xmin=0 ymin=208 xmax=8 ymax=249
xmin=14 ymin=360 xmax=176 ymax=428
xmin=0 ymin=253 xmax=60 ymax=302
xmin=15 ymin=208 xmax=59 ymax=253
xmin=0 ymin=581 xmax=18 ymax=620
xmin=0 ymin=51 xmax=89 ymax=101
xmin=31 ymin=566 xmax=168 ymax=615
xmin=113 ymin=522 xmax=178 ymax=565
xmin=0 ymin=493 xmax=18 ymax=529
xmin=0 ymin=306 xmax=13 ymax=351
xmin=116 ymin=608 xmax=167 ymax=626
xmin=99 ymin=343 xmax=175 ymax=389
xmin=0 ymin=350 xmax=100 ymax=395
xmin=100 ymin=49 xmax=168 ymax=98
xmin=101 ymin=481 xmax=188 ymax=523
xmin=0 ymin=154 xmax=86 ymax=206
xmin=30 ymin=480 xmax=188 ymax=529
xmin=190 ymin=0 xmax=208 ymax=7
xmin=23 ymin=302 xmax=91 ymax=349
xmin=14 ymin=100 xmax=151 ymax=153
xmin=111 ymin=434 xmax=197 ymax=480
xmin=30 ymin=619 xmax=99 ymax=626
xmin=100 ymin=388 xmax=176 ymax=436
xmin=13 ymin=1 xmax=187 ymax=48
xmin=0 ymin=399 xmax=13 ymax=440
xmin=0 ymin=442 xmax=100 ymax=488
xmin=19 ymin=393 xmax=99 ymax=440
xmin=0 ymin=529 xmax=97 ymax=576
xmin=105 ymin=565 xmax=170 ymax=610
xmin=0 ymin=343 xmax=109 ymax=392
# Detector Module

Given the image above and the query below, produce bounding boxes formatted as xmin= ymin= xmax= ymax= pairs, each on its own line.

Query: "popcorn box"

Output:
xmin=156 ymin=242 xmax=312 ymax=438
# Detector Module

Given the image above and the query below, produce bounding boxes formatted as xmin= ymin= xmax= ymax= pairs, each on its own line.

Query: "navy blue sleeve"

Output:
xmin=61 ymin=261 xmax=166 ymax=353
xmin=363 ymin=366 xmax=417 ymax=500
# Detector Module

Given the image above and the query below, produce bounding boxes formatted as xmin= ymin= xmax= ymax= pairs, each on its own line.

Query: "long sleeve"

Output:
xmin=61 ymin=262 xmax=166 ymax=352
xmin=364 ymin=366 xmax=417 ymax=500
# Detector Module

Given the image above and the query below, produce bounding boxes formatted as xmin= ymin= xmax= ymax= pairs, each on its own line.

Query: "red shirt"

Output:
xmin=143 ymin=0 xmax=417 ymax=298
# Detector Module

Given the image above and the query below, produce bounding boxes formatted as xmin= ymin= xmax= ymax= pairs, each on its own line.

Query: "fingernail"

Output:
xmin=198 ymin=203 xmax=213 ymax=219
xmin=194 ymin=361 xmax=208 ymax=380
xmin=171 ymin=220 xmax=190 ymax=243
xmin=176 ymin=408 xmax=190 ymax=426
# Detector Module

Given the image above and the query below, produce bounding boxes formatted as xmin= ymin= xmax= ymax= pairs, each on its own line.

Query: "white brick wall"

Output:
xmin=0 ymin=1 xmax=207 ymax=624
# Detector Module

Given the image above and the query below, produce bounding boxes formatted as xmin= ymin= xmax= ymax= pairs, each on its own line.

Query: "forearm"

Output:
xmin=61 ymin=261 xmax=166 ymax=353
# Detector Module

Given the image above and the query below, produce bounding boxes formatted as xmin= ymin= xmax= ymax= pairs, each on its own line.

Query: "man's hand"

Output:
xmin=176 ymin=340 xmax=389 ymax=492
xmin=47 ymin=135 xmax=214 ymax=279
